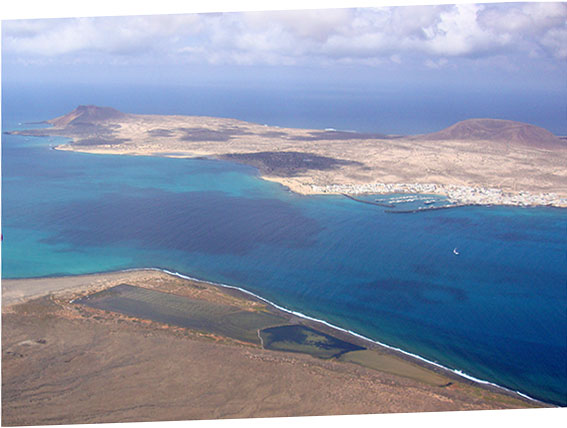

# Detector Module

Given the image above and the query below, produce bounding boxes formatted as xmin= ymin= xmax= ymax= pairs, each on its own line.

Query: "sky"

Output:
xmin=1 ymin=1 xmax=566 ymax=132
xmin=4 ymin=3 xmax=565 ymax=64
xmin=3 ymin=2 xmax=565 ymax=82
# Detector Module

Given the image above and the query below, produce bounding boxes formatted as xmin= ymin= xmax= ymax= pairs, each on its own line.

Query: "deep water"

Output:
xmin=2 ymin=92 xmax=566 ymax=406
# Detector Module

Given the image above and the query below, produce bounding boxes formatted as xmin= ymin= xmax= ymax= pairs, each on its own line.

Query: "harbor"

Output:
xmin=312 ymin=182 xmax=567 ymax=208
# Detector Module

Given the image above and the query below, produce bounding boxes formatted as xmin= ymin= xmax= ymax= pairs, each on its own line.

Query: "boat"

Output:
xmin=453 ymin=248 xmax=459 ymax=255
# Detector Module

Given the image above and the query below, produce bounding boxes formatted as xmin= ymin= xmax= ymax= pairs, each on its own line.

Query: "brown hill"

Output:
xmin=47 ymin=105 xmax=128 ymax=127
xmin=418 ymin=119 xmax=563 ymax=150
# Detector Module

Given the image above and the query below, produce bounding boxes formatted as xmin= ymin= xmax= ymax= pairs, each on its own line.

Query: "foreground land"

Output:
xmin=9 ymin=105 xmax=567 ymax=207
xmin=2 ymin=270 xmax=540 ymax=425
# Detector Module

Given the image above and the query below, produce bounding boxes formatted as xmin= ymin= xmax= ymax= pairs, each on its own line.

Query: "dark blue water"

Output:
xmin=2 ymin=90 xmax=566 ymax=406
xmin=2 ymin=79 xmax=566 ymax=135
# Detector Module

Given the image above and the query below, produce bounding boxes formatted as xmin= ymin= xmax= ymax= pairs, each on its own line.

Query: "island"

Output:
xmin=8 ymin=105 xmax=567 ymax=207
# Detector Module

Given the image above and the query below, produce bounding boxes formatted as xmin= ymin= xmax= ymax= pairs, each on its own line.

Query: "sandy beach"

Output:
xmin=2 ymin=269 xmax=542 ymax=425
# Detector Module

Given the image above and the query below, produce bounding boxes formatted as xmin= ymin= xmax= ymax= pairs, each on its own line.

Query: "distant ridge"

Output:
xmin=419 ymin=118 xmax=563 ymax=150
xmin=48 ymin=105 xmax=128 ymax=127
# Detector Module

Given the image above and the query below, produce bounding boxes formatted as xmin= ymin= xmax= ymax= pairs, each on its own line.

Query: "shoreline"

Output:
xmin=2 ymin=266 xmax=551 ymax=407
xmin=4 ymin=269 xmax=539 ymax=424
xmin=268 ymin=177 xmax=567 ymax=208
xmin=148 ymin=268 xmax=551 ymax=406
xmin=51 ymin=144 xmax=567 ymax=208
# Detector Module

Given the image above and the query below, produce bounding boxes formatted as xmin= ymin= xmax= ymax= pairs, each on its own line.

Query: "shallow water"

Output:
xmin=77 ymin=284 xmax=283 ymax=344
xmin=2 ymin=98 xmax=566 ymax=406
xmin=259 ymin=325 xmax=365 ymax=359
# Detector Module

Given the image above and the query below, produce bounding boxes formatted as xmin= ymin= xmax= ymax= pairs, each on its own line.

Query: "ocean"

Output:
xmin=2 ymin=84 xmax=566 ymax=406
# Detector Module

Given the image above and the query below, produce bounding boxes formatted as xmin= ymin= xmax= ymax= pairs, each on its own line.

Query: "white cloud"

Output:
xmin=3 ymin=3 xmax=566 ymax=66
xmin=242 ymin=9 xmax=353 ymax=42
xmin=418 ymin=4 xmax=512 ymax=57
xmin=540 ymin=26 xmax=567 ymax=59
xmin=3 ymin=15 xmax=202 ymax=57
xmin=477 ymin=2 xmax=567 ymax=59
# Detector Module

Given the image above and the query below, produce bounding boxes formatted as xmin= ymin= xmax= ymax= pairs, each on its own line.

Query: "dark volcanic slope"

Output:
xmin=47 ymin=105 xmax=128 ymax=127
xmin=419 ymin=119 xmax=563 ymax=150
xmin=220 ymin=151 xmax=364 ymax=177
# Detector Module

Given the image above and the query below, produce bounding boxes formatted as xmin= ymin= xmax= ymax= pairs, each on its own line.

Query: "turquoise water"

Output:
xmin=2 ymin=107 xmax=566 ymax=406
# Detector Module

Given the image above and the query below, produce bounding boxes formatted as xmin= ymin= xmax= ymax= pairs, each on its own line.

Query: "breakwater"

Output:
xmin=341 ymin=193 xmax=396 ymax=208
xmin=384 ymin=204 xmax=475 ymax=214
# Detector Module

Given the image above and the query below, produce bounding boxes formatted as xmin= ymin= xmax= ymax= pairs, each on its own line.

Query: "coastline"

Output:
xmin=51 ymin=145 xmax=567 ymax=208
xmin=259 ymin=176 xmax=567 ymax=208
xmin=127 ymin=268 xmax=555 ymax=406
xmin=6 ymin=268 xmax=537 ymax=427
xmin=2 ymin=267 xmax=549 ymax=408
